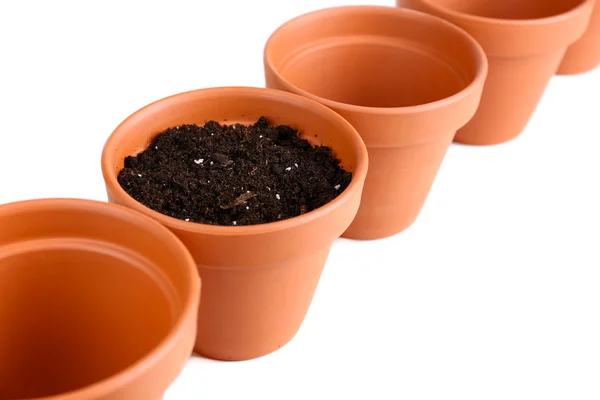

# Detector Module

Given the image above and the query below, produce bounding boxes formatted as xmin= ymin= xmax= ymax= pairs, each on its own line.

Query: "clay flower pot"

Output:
xmin=102 ymin=87 xmax=368 ymax=360
xmin=559 ymin=0 xmax=600 ymax=74
xmin=264 ymin=6 xmax=487 ymax=239
xmin=398 ymin=0 xmax=596 ymax=145
xmin=0 ymin=199 xmax=199 ymax=400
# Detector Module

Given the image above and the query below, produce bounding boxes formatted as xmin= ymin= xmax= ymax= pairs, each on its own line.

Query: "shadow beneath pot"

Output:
xmin=450 ymin=133 xmax=524 ymax=147
xmin=190 ymin=351 xmax=226 ymax=363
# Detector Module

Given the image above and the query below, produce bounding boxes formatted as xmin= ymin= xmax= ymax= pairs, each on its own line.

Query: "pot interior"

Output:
xmin=0 ymin=246 xmax=173 ymax=399
xmin=427 ymin=0 xmax=587 ymax=20
xmin=267 ymin=7 xmax=482 ymax=108
xmin=277 ymin=39 xmax=466 ymax=108
xmin=0 ymin=201 xmax=191 ymax=398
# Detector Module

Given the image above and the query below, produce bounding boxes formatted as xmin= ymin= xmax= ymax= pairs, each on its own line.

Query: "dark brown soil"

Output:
xmin=117 ymin=117 xmax=352 ymax=226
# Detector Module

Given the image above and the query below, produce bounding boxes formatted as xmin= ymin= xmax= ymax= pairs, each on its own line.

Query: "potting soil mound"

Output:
xmin=118 ymin=117 xmax=352 ymax=226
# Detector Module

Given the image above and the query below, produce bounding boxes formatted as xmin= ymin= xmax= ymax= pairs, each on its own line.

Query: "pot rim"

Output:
xmin=263 ymin=5 xmax=488 ymax=116
xmin=0 ymin=198 xmax=199 ymax=400
xmin=416 ymin=0 xmax=594 ymax=26
xmin=101 ymin=86 xmax=369 ymax=237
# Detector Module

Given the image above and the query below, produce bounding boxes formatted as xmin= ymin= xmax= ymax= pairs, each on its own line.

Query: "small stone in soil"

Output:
xmin=117 ymin=116 xmax=352 ymax=226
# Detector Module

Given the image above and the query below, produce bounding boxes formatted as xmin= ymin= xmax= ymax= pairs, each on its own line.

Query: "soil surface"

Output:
xmin=118 ymin=117 xmax=352 ymax=226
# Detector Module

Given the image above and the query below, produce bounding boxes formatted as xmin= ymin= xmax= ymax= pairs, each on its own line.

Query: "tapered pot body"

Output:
xmin=102 ymin=87 xmax=368 ymax=360
xmin=559 ymin=0 xmax=600 ymax=74
xmin=265 ymin=6 xmax=487 ymax=239
xmin=398 ymin=0 xmax=596 ymax=145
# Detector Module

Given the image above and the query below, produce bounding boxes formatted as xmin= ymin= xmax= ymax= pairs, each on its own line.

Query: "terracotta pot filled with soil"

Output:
xmin=398 ymin=0 xmax=596 ymax=145
xmin=0 ymin=199 xmax=199 ymax=400
xmin=264 ymin=6 xmax=487 ymax=240
xmin=102 ymin=87 xmax=368 ymax=361
xmin=558 ymin=0 xmax=600 ymax=74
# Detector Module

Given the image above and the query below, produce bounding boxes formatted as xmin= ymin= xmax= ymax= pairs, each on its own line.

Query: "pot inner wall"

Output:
xmin=279 ymin=36 xmax=468 ymax=108
xmin=427 ymin=0 xmax=587 ymax=19
xmin=0 ymin=243 xmax=174 ymax=399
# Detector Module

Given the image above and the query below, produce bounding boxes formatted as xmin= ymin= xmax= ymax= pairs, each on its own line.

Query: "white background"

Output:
xmin=1 ymin=1 xmax=599 ymax=399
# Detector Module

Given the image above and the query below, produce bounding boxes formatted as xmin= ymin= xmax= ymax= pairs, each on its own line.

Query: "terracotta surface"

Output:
xmin=398 ymin=0 xmax=596 ymax=145
xmin=102 ymin=87 xmax=368 ymax=361
xmin=559 ymin=0 xmax=600 ymax=74
xmin=264 ymin=6 xmax=487 ymax=239
xmin=0 ymin=199 xmax=199 ymax=400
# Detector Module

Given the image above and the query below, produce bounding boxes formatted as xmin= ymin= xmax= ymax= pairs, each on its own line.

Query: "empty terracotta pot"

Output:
xmin=558 ymin=0 xmax=600 ymax=74
xmin=102 ymin=87 xmax=368 ymax=361
xmin=0 ymin=199 xmax=199 ymax=400
xmin=398 ymin=0 xmax=596 ymax=145
xmin=264 ymin=6 xmax=487 ymax=239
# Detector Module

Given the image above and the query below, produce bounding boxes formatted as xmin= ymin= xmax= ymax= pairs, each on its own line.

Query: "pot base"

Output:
xmin=342 ymin=212 xmax=419 ymax=240
xmin=194 ymin=332 xmax=296 ymax=362
xmin=453 ymin=129 xmax=523 ymax=146
xmin=556 ymin=60 xmax=600 ymax=75
xmin=557 ymin=49 xmax=600 ymax=75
